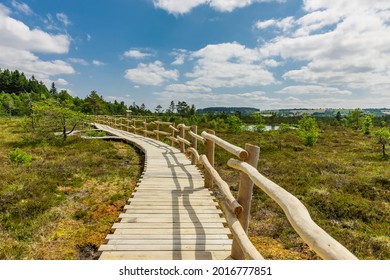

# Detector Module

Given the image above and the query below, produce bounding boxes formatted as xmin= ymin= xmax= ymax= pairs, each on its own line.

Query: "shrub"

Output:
xmin=9 ymin=148 xmax=32 ymax=165
xmin=227 ymin=115 xmax=243 ymax=133
xmin=374 ymin=127 xmax=390 ymax=158
xmin=298 ymin=116 xmax=319 ymax=146
xmin=362 ymin=115 xmax=374 ymax=135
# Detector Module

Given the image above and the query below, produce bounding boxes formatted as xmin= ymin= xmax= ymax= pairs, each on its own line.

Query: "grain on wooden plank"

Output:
xmin=113 ymin=228 xmax=231 ymax=235
xmin=99 ymin=251 xmax=231 ymax=260
xmin=106 ymin=239 xmax=233 ymax=245
xmin=112 ymin=223 xmax=226 ymax=229
xmin=99 ymin=244 xmax=232 ymax=251
xmin=105 ymin=234 xmax=229 ymax=240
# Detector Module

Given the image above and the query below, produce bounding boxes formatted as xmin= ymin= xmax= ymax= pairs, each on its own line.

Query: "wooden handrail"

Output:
xmin=177 ymin=124 xmax=191 ymax=130
xmin=188 ymin=130 xmax=206 ymax=144
xmin=227 ymin=159 xmax=358 ymax=260
xmin=201 ymin=131 xmax=248 ymax=160
xmin=169 ymin=125 xmax=179 ymax=133
xmin=177 ymin=136 xmax=192 ymax=146
xmin=153 ymin=130 xmax=171 ymax=136
xmin=167 ymin=136 xmax=179 ymax=143
xmin=200 ymin=155 xmax=243 ymax=216
xmin=221 ymin=201 xmax=264 ymax=260
xmin=187 ymin=147 xmax=200 ymax=163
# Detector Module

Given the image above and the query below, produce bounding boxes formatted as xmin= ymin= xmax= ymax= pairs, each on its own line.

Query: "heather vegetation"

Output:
xmin=190 ymin=113 xmax=389 ymax=260
xmin=0 ymin=118 xmax=142 ymax=259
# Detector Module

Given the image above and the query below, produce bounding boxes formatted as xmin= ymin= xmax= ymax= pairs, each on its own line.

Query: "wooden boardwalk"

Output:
xmin=94 ymin=124 xmax=232 ymax=260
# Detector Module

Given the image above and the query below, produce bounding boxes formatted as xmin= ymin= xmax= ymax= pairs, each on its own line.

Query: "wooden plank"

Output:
xmin=99 ymin=244 xmax=232 ymax=251
xmin=126 ymin=201 xmax=219 ymax=206
xmin=124 ymin=209 xmax=223 ymax=214
xmin=112 ymin=223 xmax=226 ymax=229
xmin=119 ymin=213 xmax=221 ymax=218
xmin=128 ymin=197 xmax=215 ymax=201
xmin=105 ymin=234 xmax=229 ymax=240
xmin=117 ymin=217 xmax=227 ymax=223
xmin=124 ymin=205 xmax=220 ymax=210
xmin=113 ymin=228 xmax=231 ymax=235
xmin=133 ymin=191 xmax=212 ymax=196
xmin=99 ymin=251 xmax=231 ymax=260
xmin=106 ymin=239 xmax=232 ymax=245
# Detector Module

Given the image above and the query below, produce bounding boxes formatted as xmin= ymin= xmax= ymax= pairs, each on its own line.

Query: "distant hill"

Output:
xmin=261 ymin=108 xmax=390 ymax=117
xmin=196 ymin=107 xmax=260 ymax=116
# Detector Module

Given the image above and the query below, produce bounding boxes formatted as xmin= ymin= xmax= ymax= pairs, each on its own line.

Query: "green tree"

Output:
xmin=227 ymin=115 xmax=243 ymax=133
xmin=176 ymin=101 xmax=190 ymax=117
xmin=33 ymin=99 xmax=86 ymax=141
xmin=0 ymin=93 xmax=15 ymax=118
xmin=362 ymin=115 xmax=374 ymax=135
xmin=49 ymin=82 xmax=58 ymax=97
xmin=374 ymin=127 xmax=390 ymax=158
xmin=298 ymin=116 xmax=319 ymax=146
xmin=166 ymin=100 xmax=176 ymax=115
xmin=347 ymin=109 xmax=363 ymax=130
xmin=155 ymin=105 xmax=163 ymax=114
xmin=253 ymin=114 xmax=266 ymax=132
xmin=83 ymin=91 xmax=104 ymax=115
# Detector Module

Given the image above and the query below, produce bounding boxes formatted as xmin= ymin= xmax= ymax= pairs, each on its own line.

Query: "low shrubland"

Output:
xmin=0 ymin=118 xmax=142 ymax=259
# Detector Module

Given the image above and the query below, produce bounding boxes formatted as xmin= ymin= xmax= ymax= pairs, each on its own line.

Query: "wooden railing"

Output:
xmin=93 ymin=115 xmax=358 ymax=260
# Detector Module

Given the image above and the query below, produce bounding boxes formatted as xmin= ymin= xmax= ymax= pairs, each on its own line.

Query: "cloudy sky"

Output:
xmin=1 ymin=0 xmax=390 ymax=110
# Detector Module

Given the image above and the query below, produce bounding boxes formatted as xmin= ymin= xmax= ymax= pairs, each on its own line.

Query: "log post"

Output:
xmin=171 ymin=123 xmax=175 ymax=146
xmin=179 ymin=125 xmax=185 ymax=153
xmin=231 ymin=143 xmax=260 ymax=260
xmin=143 ymin=121 xmax=147 ymax=137
xmin=156 ymin=122 xmax=160 ymax=141
xmin=204 ymin=129 xmax=215 ymax=189
xmin=190 ymin=125 xmax=198 ymax=165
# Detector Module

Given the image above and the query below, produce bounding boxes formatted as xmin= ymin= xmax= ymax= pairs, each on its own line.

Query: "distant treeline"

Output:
xmin=262 ymin=108 xmax=390 ymax=117
xmin=196 ymin=107 xmax=260 ymax=116
xmin=0 ymin=69 xmax=195 ymax=118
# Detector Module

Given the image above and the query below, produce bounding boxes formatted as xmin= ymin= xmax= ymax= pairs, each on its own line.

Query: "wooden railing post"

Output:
xmin=143 ymin=121 xmax=147 ymax=137
xmin=231 ymin=143 xmax=260 ymax=260
xmin=204 ymin=130 xmax=215 ymax=188
xmin=156 ymin=122 xmax=160 ymax=141
xmin=179 ymin=125 xmax=185 ymax=153
xmin=190 ymin=125 xmax=198 ymax=165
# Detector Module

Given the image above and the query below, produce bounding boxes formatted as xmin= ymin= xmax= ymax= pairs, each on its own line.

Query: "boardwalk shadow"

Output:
xmin=161 ymin=147 xmax=212 ymax=260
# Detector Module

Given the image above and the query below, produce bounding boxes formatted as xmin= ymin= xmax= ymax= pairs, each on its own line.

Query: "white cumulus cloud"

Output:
xmin=258 ymin=0 xmax=390 ymax=97
xmin=11 ymin=0 xmax=33 ymax=15
xmin=185 ymin=42 xmax=275 ymax=88
xmin=56 ymin=13 xmax=71 ymax=26
xmin=124 ymin=61 xmax=179 ymax=86
xmin=0 ymin=4 xmax=73 ymax=83
xmin=154 ymin=0 xmax=285 ymax=14
xmin=92 ymin=60 xmax=105 ymax=66
xmin=124 ymin=49 xmax=153 ymax=59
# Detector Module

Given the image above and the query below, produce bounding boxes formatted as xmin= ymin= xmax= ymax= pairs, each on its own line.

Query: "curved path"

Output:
xmin=94 ymin=124 xmax=232 ymax=260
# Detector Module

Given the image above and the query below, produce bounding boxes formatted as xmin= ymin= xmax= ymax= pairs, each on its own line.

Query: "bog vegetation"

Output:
xmin=0 ymin=69 xmax=389 ymax=259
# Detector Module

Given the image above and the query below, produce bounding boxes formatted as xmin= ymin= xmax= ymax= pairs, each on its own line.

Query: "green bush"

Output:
xmin=298 ymin=116 xmax=319 ymax=146
xmin=227 ymin=115 xmax=243 ymax=133
xmin=9 ymin=148 xmax=32 ymax=165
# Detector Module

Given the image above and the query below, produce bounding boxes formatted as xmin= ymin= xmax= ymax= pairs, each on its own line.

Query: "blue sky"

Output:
xmin=0 ymin=0 xmax=390 ymax=111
